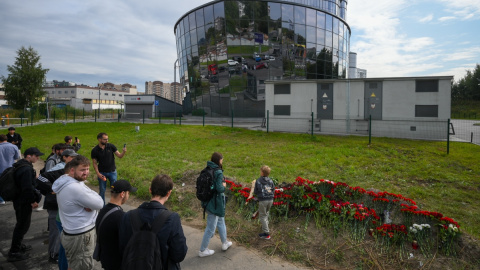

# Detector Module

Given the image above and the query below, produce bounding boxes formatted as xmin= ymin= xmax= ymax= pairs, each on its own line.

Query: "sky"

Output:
xmin=0 ymin=0 xmax=479 ymax=92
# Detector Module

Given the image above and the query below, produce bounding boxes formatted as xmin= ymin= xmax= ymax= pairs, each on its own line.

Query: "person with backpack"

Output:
xmin=7 ymin=147 xmax=44 ymax=262
xmin=247 ymin=165 xmax=275 ymax=240
xmin=198 ymin=152 xmax=232 ymax=257
xmin=52 ymin=155 xmax=104 ymax=270
xmin=95 ymin=179 xmax=137 ymax=270
xmin=44 ymin=143 xmax=68 ymax=173
xmin=119 ymin=174 xmax=187 ymax=270
xmin=0 ymin=134 xmax=20 ymax=204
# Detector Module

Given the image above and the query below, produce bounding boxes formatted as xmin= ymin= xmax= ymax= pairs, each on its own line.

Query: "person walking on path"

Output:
xmin=95 ymin=179 xmax=137 ymax=270
xmin=198 ymin=152 xmax=232 ymax=257
xmin=52 ymin=155 xmax=104 ymax=270
xmin=0 ymin=134 xmax=20 ymax=204
xmin=91 ymin=132 xmax=126 ymax=203
xmin=119 ymin=174 xmax=188 ymax=269
xmin=8 ymin=147 xmax=44 ymax=262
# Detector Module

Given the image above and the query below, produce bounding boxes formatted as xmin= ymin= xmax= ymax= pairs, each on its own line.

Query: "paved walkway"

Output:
xmin=0 ymin=181 xmax=305 ymax=270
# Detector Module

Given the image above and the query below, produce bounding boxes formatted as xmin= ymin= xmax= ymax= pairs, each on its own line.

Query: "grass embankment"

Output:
xmin=8 ymin=122 xmax=479 ymax=239
xmin=7 ymin=123 xmax=480 ymax=269
xmin=451 ymin=100 xmax=480 ymax=119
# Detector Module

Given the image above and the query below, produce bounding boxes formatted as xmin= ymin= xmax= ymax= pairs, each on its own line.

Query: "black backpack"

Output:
xmin=195 ymin=166 xmax=216 ymax=203
xmin=0 ymin=164 xmax=29 ymax=201
xmin=39 ymin=156 xmax=58 ymax=175
xmin=122 ymin=209 xmax=172 ymax=270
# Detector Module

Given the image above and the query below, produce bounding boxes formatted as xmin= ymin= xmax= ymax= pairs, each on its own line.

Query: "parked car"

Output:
xmin=218 ymin=66 xmax=226 ymax=72
xmin=228 ymin=59 xmax=239 ymax=66
xmin=255 ymin=62 xmax=268 ymax=69
xmin=268 ymin=56 xmax=276 ymax=61
xmin=210 ymin=76 xmax=218 ymax=83
xmin=263 ymin=54 xmax=269 ymax=60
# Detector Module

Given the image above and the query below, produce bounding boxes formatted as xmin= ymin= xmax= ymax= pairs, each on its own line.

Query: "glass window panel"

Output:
xmin=196 ymin=9 xmax=204 ymax=27
xmin=255 ymin=1 xmax=268 ymax=19
xmin=214 ymin=2 xmax=225 ymax=20
xmin=282 ymin=4 xmax=294 ymax=23
xmin=332 ymin=33 xmax=338 ymax=49
xmin=189 ymin=13 xmax=196 ymax=31
xmin=185 ymin=32 xmax=191 ymax=48
xmin=316 ymin=28 xmax=325 ymax=45
xmin=306 ymin=26 xmax=316 ymax=44
xmin=190 ymin=29 xmax=197 ymax=47
xmin=306 ymin=8 xmax=316 ymax=26
xmin=317 ymin=11 xmax=325 ymax=29
xmin=338 ymin=21 xmax=344 ymax=37
xmin=326 ymin=14 xmax=332 ymax=32
xmin=269 ymin=2 xmax=281 ymax=21
xmin=197 ymin=26 xmax=206 ymax=46
xmin=294 ymin=6 xmax=305 ymax=25
xmin=333 ymin=18 xmax=339 ymax=34
xmin=294 ymin=24 xmax=306 ymax=45
xmin=204 ymin=6 xmax=214 ymax=25
xmin=325 ymin=31 xmax=332 ymax=48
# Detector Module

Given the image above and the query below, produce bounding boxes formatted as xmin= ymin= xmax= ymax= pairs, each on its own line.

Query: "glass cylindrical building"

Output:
xmin=175 ymin=0 xmax=350 ymax=117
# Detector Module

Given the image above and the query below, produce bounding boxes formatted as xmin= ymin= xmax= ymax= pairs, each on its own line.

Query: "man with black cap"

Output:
xmin=6 ymin=127 xmax=22 ymax=151
xmin=8 ymin=147 xmax=44 ymax=262
xmin=95 ymin=179 xmax=137 ymax=270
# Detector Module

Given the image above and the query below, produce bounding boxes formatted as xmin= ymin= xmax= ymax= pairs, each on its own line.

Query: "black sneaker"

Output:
xmin=8 ymin=252 xmax=30 ymax=262
xmin=259 ymin=233 xmax=271 ymax=240
xmin=48 ymin=255 xmax=58 ymax=264
xmin=20 ymin=244 xmax=32 ymax=252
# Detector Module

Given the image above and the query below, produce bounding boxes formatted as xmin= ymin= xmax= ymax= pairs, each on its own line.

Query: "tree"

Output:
xmin=451 ymin=64 xmax=480 ymax=101
xmin=1 ymin=46 xmax=49 ymax=110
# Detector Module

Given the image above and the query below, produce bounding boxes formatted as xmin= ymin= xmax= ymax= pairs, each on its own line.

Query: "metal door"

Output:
xmin=364 ymin=82 xmax=382 ymax=120
xmin=317 ymin=83 xmax=333 ymax=119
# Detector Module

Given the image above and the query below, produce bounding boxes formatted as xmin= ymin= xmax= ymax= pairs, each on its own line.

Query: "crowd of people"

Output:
xmin=0 ymin=128 xmax=277 ymax=270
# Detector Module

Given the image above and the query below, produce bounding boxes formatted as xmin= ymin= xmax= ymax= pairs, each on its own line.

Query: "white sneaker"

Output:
xmin=222 ymin=241 xmax=232 ymax=251
xmin=35 ymin=206 xmax=44 ymax=212
xmin=198 ymin=248 xmax=215 ymax=257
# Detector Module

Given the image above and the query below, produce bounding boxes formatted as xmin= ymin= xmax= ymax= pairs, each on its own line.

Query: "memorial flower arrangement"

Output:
xmin=225 ymin=176 xmax=461 ymax=256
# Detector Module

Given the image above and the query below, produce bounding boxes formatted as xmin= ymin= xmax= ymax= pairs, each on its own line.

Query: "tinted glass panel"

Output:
xmin=269 ymin=2 xmax=281 ymax=21
xmin=415 ymin=105 xmax=438 ymax=117
xmin=204 ymin=6 xmax=214 ymax=25
xmin=326 ymin=14 xmax=332 ymax=32
xmin=189 ymin=13 xmax=196 ymax=31
xmin=274 ymin=84 xmax=291 ymax=94
xmin=416 ymin=80 xmax=439 ymax=92
xmin=274 ymin=105 xmax=291 ymax=115
xmin=214 ymin=2 xmax=224 ymax=19
xmin=294 ymin=6 xmax=306 ymax=24
xmin=196 ymin=9 xmax=204 ymax=27
xmin=282 ymin=4 xmax=294 ymax=23
xmin=306 ymin=26 xmax=316 ymax=43
xmin=317 ymin=11 xmax=325 ymax=29
xmin=306 ymin=8 xmax=316 ymax=26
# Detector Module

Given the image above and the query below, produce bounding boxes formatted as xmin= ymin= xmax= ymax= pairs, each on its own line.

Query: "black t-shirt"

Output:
xmin=95 ymin=203 xmax=124 ymax=270
xmin=91 ymin=143 xmax=117 ymax=172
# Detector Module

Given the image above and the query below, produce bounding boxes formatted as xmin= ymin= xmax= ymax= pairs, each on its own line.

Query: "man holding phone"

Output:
xmin=91 ymin=132 xmax=127 ymax=203
xmin=64 ymin=136 xmax=81 ymax=152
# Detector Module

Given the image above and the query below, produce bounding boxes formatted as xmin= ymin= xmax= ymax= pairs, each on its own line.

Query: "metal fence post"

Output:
xmin=369 ymin=115 xmax=372 ymax=145
xmin=202 ymin=109 xmax=205 ymax=127
xmin=83 ymin=108 xmax=85 ymax=119
xmin=158 ymin=110 xmax=161 ymax=124
xmin=53 ymin=111 xmax=56 ymax=123
xmin=267 ymin=110 xmax=269 ymax=133
xmin=179 ymin=111 xmax=182 ymax=125
xmin=65 ymin=106 xmax=67 ymax=122
xmin=94 ymin=110 xmax=97 ymax=122
xmin=231 ymin=109 xmax=234 ymax=129
xmin=447 ymin=118 xmax=450 ymax=154
xmin=31 ymin=112 xmax=33 ymax=126
xmin=311 ymin=112 xmax=314 ymax=137
xmin=20 ymin=117 xmax=23 ymax=126
xmin=73 ymin=110 xmax=76 ymax=123
xmin=118 ymin=110 xmax=120 ymax=122
xmin=143 ymin=110 xmax=145 ymax=124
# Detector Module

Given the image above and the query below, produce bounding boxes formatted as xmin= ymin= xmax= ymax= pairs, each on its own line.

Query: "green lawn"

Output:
xmin=8 ymin=122 xmax=480 ymax=239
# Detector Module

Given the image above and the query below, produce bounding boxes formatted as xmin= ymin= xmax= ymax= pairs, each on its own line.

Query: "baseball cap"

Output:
xmin=61 ymin=149 xmax=79 ymax=157
xmin=24 ymin=147 xmax=45 ymax=157
xmin=111 ymin=179 xmax=138 ymax=193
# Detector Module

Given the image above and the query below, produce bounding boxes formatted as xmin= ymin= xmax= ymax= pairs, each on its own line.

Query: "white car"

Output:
xmin=268 ymin=56 xmax=276 ymax=61
xmin=228 ymin=59 xmax=239 ymax=66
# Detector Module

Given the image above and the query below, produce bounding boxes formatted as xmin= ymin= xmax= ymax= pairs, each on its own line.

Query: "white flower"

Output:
xmin=422 ymin=224 xmax=431 ymax=229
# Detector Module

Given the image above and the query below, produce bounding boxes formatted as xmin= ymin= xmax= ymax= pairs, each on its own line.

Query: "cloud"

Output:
xmin=419 ymin=14 xmax=434 ymax=23
xmin=438 ymin=16 xmax=456 ymax=22
xmin=437 ymin=0 xmax=480 ymax=20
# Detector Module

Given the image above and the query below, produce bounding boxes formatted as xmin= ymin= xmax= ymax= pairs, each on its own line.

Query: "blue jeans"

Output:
xmin=56 ymin=220 xmax=68 ymax=270
xmin=200 ymin=211 xmax=227 ymax=251
xmin=98 ymin=171 xmax=117 ymax=204
xmin=0 ymin=196 xmax=4 ymax=203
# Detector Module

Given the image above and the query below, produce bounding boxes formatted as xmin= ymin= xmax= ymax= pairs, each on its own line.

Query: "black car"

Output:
xmin=210 ymin=76 xmax=218 ymax=83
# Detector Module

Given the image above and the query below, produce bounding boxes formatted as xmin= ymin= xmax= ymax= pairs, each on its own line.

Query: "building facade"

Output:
xmin=145 ymin=81 xmax=184 ymax=104
xmin=265 ymin=76 xmax=453 ymax=140
xmin=175 ymin=0 xmax=350 ymax=117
